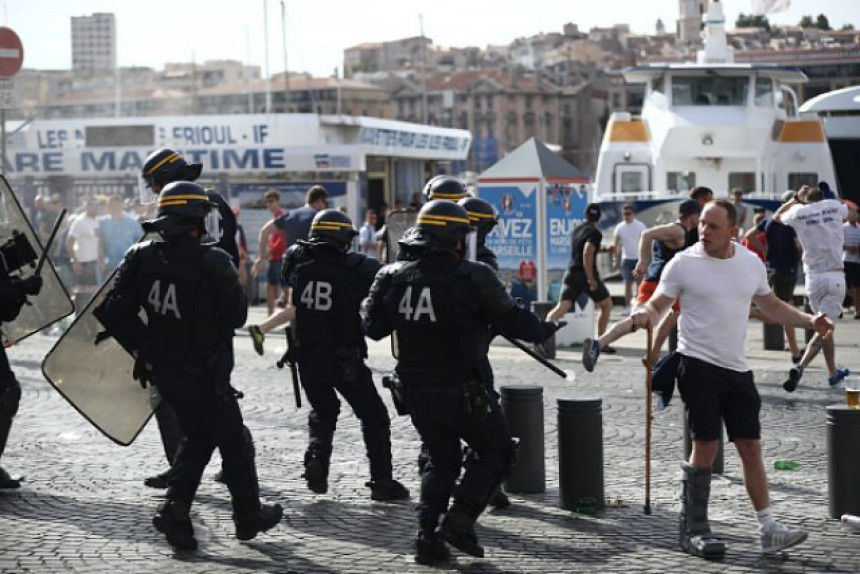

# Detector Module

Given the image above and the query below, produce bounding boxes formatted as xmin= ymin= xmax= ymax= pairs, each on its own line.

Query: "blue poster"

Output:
xmin=545 ymin=183 xmax=588 ymax=300
xmin=478 ymin=183 xmax=538 ymax=305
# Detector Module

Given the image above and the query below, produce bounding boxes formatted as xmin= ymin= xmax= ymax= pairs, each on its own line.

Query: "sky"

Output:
xmin=4 ymin=0 xmax=857 ymax=78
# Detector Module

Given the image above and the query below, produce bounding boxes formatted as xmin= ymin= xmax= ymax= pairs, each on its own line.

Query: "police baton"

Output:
xmin=276 ymin=324 xmax=302 ymax=408
xmin=35 ymin=209 xmax=67 ymax=275
xmin=504 ymin=335 xmax=568 ymax=379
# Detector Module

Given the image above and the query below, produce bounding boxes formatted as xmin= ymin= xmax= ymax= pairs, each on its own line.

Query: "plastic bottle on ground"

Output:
xmin=773 ymin=460 xmax=801 ymax=470
xmin=842 ymin=514 xmax=860 ymax=532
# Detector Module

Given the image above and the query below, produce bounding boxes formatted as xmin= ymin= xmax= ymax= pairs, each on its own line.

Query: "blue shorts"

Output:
xmin=266 ymin=260 xmax=284 ymax=286
xmin=620 ymin=258 xmax=638 ymax=282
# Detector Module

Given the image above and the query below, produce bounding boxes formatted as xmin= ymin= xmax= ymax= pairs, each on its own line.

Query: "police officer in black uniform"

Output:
xmin=139 ymin=148 xmax=240 ymax=488
xmin=362 ymin=200 xmax=562 ymax=564
xmin=283 ymin=209 xmax=409 ymax=501
xmin=0 ymin=273 xmax=42 ymax=488
xmin=94 ymin=182 xmax=281 ymax=550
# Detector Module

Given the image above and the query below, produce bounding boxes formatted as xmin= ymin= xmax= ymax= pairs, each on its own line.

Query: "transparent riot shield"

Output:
xmin=0 ymin=176 xmax=74 ymax=345
xmin=41 ymin=236 xmax=158 ymax=446
xmin=384 ymin=210 xmax=417 ymax=263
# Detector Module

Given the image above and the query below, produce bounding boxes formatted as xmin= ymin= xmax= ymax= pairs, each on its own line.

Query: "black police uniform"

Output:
xmin=363 ymin=249 xmax=558 ymax=549
xmin=0 ymin=274 xmax=42 ymax=488
xmin=94 ymin=231 xmax=277 ymax=547
xmin=282 ymin=238 xmax=401 ymax=495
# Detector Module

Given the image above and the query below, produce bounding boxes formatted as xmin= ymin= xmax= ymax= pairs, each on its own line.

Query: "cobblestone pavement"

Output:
xmin=1 ymin=306 xmax=858 ymax=573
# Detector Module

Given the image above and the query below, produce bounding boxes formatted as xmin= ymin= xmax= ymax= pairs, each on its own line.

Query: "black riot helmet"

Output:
xmin=309 ymin=209 xmax=358 ymax=251
xmin=403 ymin=199 xmax=471 ymax=251
xmin=422 ymin=176 xmax=468 ymax=202
xmin=142 ymin=181 xmax=215 ymax=236
xmin=457 ymin=197 xmax=499 ymax=240
xmin=141 ymin=148 xmax=203 ymax=189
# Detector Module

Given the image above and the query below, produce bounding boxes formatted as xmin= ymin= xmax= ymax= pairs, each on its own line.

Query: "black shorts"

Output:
xmin=559 ymin=269 xmax=610 ymax=304
xmin=768 ymin=271 xmax=796 ymax=303
xmin=677 ymin=354 xmax=761 ymax=441
xmin=846 ymin=261 xmax=860 ymax=289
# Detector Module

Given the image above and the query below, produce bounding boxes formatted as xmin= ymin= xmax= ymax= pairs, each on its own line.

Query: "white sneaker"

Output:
xmin=761 ymin=522 xmax=808 ymax=554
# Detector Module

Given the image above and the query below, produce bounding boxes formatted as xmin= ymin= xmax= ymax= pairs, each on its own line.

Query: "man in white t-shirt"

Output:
xmin=775 ymin=185 xmax=850 ymax=390
xmin=357 ymin=208 xmax=379 ymax=258
xmin=631 ymin=200 xmax=832 ymax=558
xmin=612 ymin=204 xmax=647 ymax=314
xmin=65 ymin=198 xmax=103 ymax=312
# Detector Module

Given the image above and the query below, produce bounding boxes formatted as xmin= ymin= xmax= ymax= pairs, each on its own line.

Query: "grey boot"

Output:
xmin=679 ymin=462 xmax=726 ymax=559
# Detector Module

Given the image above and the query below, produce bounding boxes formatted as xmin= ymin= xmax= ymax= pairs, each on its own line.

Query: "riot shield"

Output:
xmin=41 ymin=237 xmax=157 ymax=446
xmin=384 ymin=210 xmax=417 ymax=263
xmin=0 ymin=176 xmax=74 ymax=345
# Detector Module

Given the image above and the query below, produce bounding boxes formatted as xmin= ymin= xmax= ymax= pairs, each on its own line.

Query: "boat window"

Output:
xmin=754 ymin=77 xmax=774 ymax=107
xmin=672 ymin=76 xmax=749 ymax=106
xmin=728 ymin=172 xmax=755 ymax=193
xmin=668 ymin=171 xmax=696 ymax=193
xmin=652 ymin=76 xmax=665 ymax=96
xmin=620 ymin=171 xmax=645 ymax=193
xmin=788 ymin=173 xmax=817 ymax=190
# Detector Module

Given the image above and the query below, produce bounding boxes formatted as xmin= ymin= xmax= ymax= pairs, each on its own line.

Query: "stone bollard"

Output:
xmin=558 ymin=396 xmax=604 ymax=511
xmin=531 ymin=301 xmax=556 ymax=359
xmin=501 ymin=386 xmax=545 ymax=493
xmin=827 ymin=405 xmax=860 ymax=518
xmin=683 ymin=414 xmax=725 ymax=475
xmin=763 ymin=322 xmax=785 ymax=351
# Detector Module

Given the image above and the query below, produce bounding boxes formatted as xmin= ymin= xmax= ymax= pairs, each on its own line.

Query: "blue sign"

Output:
xmin=545 ymin=183 xmax=588 ymax=300
xmin=479 ymin=184 xmax=538 ymax=301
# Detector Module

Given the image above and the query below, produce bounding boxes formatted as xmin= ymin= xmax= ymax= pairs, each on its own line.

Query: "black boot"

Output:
xmin=234 ymin=503 xmax=284 ymax=541
xmin=302 ymin=450 xmax=329 ymax=494
xmin=152 ymin=500 xmax=197 ymax=551
xmin=439 ymin=503 xmax=484 ymax=558
xmin=0 ymin=467 xmax=21 ymax=489
xmin=487 ymin=486 xmax=511 ymax=509
xmin=144 ymin=469 xmax=171 ymax=489
xmin=413 ymin=529 xmax=451 ymax=565
xmin=679 ymin=462 xmax=726 ymax=559
xmin=366 ymin=478 xmax=410 ymax=501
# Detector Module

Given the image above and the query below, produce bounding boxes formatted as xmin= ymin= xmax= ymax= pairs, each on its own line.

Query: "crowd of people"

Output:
xmin=2 ymin=159 xmax=858 ymax=565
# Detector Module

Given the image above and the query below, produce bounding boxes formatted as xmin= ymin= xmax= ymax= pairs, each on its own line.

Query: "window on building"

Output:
xmin=788 ymin=172 xmax=817 ymax=190
xmin=667 ymin=171 xmax=696 ymax=193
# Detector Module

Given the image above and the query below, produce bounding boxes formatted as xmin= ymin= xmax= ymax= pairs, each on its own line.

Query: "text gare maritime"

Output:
xmin=4 ymin=147 xmax=291 ymax=174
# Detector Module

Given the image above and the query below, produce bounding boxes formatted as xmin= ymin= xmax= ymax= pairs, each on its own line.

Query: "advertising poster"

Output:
xmin=544 ymin=183 xmax=589 ymax=301
xmin=478 ymin=183 xmax=538 ymax=307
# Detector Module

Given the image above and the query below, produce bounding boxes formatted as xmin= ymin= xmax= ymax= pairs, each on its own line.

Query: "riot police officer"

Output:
xmin=94 ymin=182 xmax=281 ymax=550
xmin=362 ymin=200 xmax=562 ymax=564
xmin=0 ymin=274 xmax=42 ymax=488
xmin=139 ymin=148 xmax=240 ymax=488
xmin=283 ymin=209 xmax=409 ymax=501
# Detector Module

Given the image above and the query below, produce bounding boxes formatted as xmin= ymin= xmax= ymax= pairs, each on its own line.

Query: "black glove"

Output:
xmin=132 ymin=353 xmax=153 ymax=389
xmin=539 ymin=320 xmax=567 ymax=340
xmin=19 ymin=275 xmax=43 ymax=295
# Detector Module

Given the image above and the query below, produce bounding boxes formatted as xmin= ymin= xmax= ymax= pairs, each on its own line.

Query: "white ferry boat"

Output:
xmin=591 ymin=0 xmax=838 ymax=232
xmin=798 ymin=85 xmax=860 ymax=206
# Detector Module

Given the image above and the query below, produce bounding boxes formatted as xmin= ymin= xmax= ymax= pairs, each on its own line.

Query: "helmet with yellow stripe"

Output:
xmin=457 ymin=197 xmax=499 ymax=240
xmin=309 ymin=209 xmax=358 ymax=250
xmin=141 ymin=148 xmax=202 ymax=190
xmin=410 ymin=199 xmax=471 ymax=251
xmin=143 ymin=181 xmax=215 ymax=236
xmin=422 ymin=176 xmax=468 ymax=202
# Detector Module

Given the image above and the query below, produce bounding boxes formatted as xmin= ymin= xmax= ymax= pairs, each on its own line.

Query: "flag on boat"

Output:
xmin=750 ymin=0 xmax=790 ymax=15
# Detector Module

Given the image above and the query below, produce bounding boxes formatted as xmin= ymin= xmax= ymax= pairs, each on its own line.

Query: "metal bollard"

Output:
xmin=501 ymin=386 xmax=545 ymax=493
xmin=827 ymin=405 xmax=860 ymax=518
xmin=558 ymin=396 xmax=603 ymax=511
xmin=683 ymin=411 xmax=725 ymax=475
xmin=530 ymin=301 xmax=556 ymax=359
xmin=763 ymin=322 xmax=785 ymax=351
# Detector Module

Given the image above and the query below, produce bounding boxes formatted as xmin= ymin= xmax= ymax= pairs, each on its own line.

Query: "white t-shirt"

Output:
xmin=67 ymin=213 xmax=100 ymax=263
xmin=357 ymin=222 xmax=377 ymax=257
xmin=781 ymin=199 xmax=848 ymax=274
xmin=656 ymin=242 xmax=770 ymax=372
xmin=613 ymin=219 xmax=647 ymax=260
